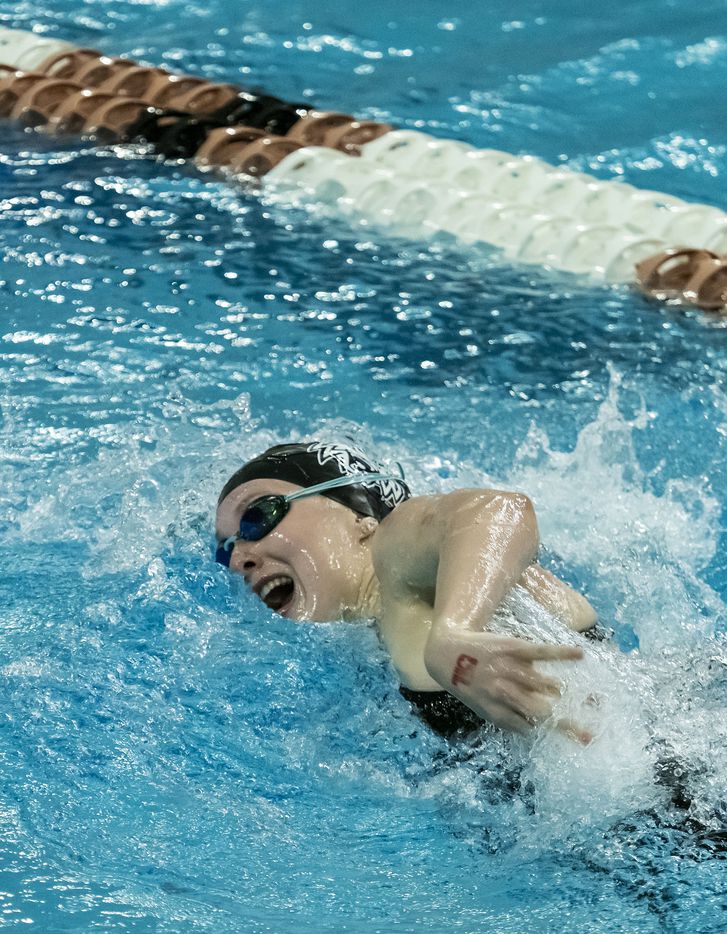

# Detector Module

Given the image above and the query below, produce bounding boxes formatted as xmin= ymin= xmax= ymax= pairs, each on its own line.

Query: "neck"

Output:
xmin=344 ymin=549 xmax=381 ymax=621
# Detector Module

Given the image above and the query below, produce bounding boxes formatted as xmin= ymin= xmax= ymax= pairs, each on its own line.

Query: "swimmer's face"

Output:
xmin=215 ymin=479 xmax=378 ymax=621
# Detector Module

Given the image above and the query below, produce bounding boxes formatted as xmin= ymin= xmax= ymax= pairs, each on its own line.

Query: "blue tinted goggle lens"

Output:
xmin=239 ymin=496 xmax=289 ymax=540
xmin=215 ymin=495 xmax=290 ymax=566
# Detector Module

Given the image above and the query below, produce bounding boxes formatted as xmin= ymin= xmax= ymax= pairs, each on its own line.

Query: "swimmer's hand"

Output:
xmin=423 ymin=629 xmax=592 ymax=744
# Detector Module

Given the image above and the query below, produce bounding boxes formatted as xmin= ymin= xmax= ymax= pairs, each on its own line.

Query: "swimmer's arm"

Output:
xmin=374 ymin=491 xmax=589 ymax=739
xmin=375 ymin=488 xmax=543 ymax=630
xmin=520 ymin=564 xmax=598 ymax=632
xmin=432 ymin=488 xmax=541 ymax=630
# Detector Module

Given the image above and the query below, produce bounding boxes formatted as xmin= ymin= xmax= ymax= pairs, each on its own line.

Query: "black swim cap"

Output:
xmin=217 ymin=441 xmax=411 ymax=521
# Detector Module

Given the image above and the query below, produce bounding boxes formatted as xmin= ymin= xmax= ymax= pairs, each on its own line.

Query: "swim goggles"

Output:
xmin=215 ymin=471 xmax=399 ymax=567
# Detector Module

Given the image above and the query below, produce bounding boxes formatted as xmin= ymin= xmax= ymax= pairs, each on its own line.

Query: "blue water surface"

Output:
xmin=0 ymin=1 xmax=726 ymax=931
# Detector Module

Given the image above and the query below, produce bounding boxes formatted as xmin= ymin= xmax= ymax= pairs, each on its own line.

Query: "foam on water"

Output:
xmin=507 ymin=369 xmax=724 ymax=651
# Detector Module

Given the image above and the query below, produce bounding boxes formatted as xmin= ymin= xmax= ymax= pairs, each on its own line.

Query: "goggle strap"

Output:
xmin=284 ymin=472 xmax=401 ymax=502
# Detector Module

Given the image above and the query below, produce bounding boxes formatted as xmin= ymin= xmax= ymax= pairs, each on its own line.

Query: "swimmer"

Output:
xmin=215 ymin=441 xmax=598 ymax=742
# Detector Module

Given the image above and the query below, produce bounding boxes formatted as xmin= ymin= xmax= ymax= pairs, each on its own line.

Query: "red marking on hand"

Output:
xmin=452 ymin=653 xmax=478 ymax=687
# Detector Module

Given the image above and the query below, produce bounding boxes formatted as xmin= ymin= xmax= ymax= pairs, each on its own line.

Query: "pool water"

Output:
xmin=1 ymin=1 xmax=726 ymax=931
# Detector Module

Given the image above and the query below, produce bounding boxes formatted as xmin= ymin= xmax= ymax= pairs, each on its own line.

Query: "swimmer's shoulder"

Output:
xmin=372 ymin=488 xmax=512 ymax=576
xmin=373 ymin=488 xmax=507 ymax=542
xmin=372 ymin=488 xmax=506 ymax=600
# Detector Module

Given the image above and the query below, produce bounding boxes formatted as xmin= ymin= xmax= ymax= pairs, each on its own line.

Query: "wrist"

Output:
xmin=424 ymin=623 xmax=478 ymax=685
xmin=424 ymin=633 xmax=484 ymax=698
xmin=423 ymin=625 xmax=450 ymax=682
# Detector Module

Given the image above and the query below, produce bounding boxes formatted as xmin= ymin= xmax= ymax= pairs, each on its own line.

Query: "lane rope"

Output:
xmin=1 ymin=26 xmax=726 ymax=309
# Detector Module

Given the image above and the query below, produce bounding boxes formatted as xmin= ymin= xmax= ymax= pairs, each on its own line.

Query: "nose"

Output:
xmin=228 ymin=540 xmax=259 ymax=575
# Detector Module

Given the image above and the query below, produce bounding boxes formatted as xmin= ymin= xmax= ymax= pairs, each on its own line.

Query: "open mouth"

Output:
xmin=257 ymin=575 xmax=295 ymax=614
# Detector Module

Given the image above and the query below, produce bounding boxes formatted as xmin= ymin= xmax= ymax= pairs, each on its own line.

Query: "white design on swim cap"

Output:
xmin=306 ymin=440 xmax=375 ymax=474
xmin=305 ymin=441 xmax=409 ymax=510
xmin=371 ymin=476 xmax=410 ymax=510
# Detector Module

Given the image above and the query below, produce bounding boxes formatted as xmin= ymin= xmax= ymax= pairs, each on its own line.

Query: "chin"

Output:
xmin=266 ymin=587 xmax=342 ymax=623
xmin=282 ymin=589 xmax=315 ymax=621
xmin=278 ymin=592 xmax=300 ymax=619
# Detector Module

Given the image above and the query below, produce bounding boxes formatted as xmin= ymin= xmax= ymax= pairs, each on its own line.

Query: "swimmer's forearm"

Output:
xmin=520 ymin=564 xmax=598 ymax=631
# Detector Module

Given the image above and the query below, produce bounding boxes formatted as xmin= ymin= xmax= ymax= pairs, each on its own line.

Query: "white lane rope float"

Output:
xmin=2 ymin=26 xmax=726 ymax=309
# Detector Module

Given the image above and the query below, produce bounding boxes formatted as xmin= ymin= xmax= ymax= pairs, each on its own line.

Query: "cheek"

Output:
xmin=295 ymin=541 xmax=340 ymax=578
xmin=294 ymin=532 xmax=354 ymax=587
xmin=317 ymin=525 xmax=357 ymax=570
xmin=296 ymin=545 xmax=354 ymax=619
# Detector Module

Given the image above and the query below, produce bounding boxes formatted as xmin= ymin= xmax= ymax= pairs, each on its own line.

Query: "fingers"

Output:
xmin=500 ymin=682 xmax=594 ymax=745
xmin=486 ymin=704 xmax=594 ymax=745
xmin=510 ymin=668 xmax=564 ymax=697
xmin=498 ymin=682 xmax=553 ymax=724
xmin=486 ymin=700 xmax=532 ymax=735
xmin=508 ymin=640 xmax=584 ymax=663
xmin=556 ymin=717 xmax=593 ymax=746
xmin=483 ymin=692 xmax=594 ymax=745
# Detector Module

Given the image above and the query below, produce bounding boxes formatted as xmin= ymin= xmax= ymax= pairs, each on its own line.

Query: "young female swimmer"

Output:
xmin=215 ymin=441 xmax=598 ymax=742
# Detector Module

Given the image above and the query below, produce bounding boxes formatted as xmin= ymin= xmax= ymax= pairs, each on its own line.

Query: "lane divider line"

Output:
xmin=0 ymin=26 xmax=725 ymax=310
